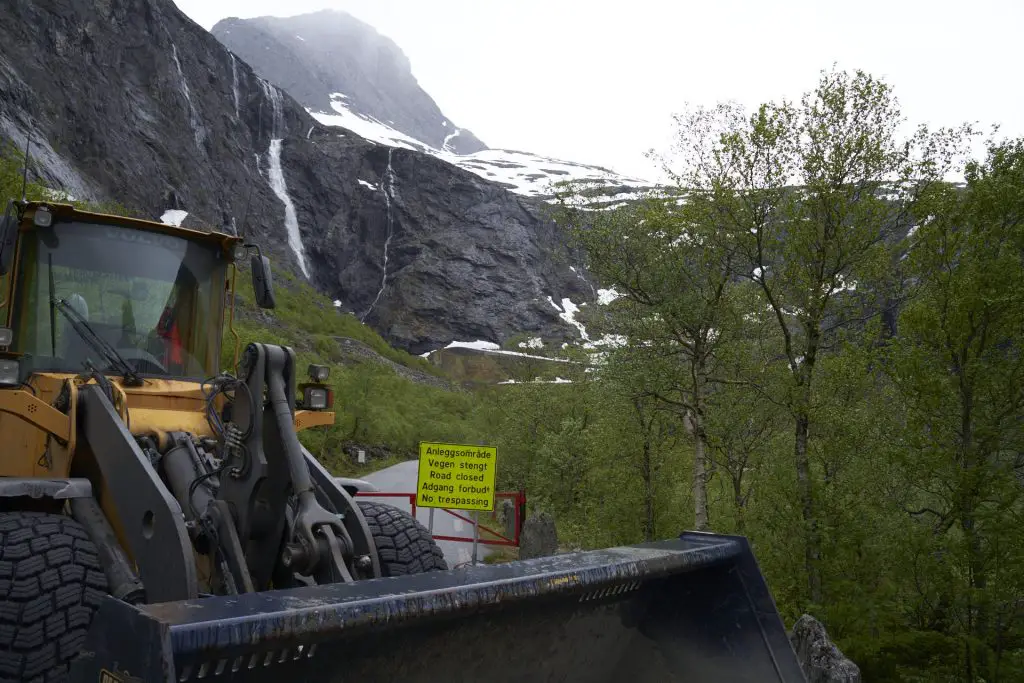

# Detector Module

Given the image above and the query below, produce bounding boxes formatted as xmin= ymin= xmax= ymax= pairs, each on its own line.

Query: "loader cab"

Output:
xmin=0 ymin=201 xmax=248 ymax=383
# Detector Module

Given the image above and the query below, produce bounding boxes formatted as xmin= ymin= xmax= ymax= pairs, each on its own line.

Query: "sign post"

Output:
xmin=471 ymin=510 xmax=480 ymax=565
xmin=416 ymin=442 xmax=498 ymax=512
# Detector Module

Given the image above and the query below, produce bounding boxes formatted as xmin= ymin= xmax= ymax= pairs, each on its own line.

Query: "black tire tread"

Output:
xmin=356 ymin=501 xmax=447 ymax=576
xmin=0 ymin=511 xmax=107 ymax=683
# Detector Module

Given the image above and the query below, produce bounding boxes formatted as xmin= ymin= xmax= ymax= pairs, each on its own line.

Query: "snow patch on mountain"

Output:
xmin=444 ymin=340 xmax=500 ymax=351
xmin=434 ymin=339 xmax=573 ymax=363
xmin=313 ymin=93 xmax=425 ymax=150
xmin=442 ymin=128 xmax=461 ymax=152
xmin=310 ymin=93 xmax=653 ymax=198
xmin=498 ymin=377 xmax=573 ymax=385
xmin=546 ymin=296 xmax=589 ymax=341
xmin=584 ymin=334 xmax=628 ymax=350
xmin=597 ymin=288 xmax=623 ymax=305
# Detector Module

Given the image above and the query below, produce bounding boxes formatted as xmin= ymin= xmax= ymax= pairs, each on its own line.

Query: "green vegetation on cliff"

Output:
xmin=225 ymin=270 xmax=487 ymax=475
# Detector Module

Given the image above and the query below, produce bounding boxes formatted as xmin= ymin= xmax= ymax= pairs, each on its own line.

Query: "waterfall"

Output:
xmin=258 ymin=79 xmax=309 ymax=277
xmin=230 ymin=54 xmax=240 ymax=119
xmin=266 ymin=139 xmax=310 ymax=278
xmin=361 ymin=147 xmax=397 ymax=321
xmin=259 ymin=79 xmax=284 ymax=138
xmin=171 ymin=44 xmax=204 ymax=148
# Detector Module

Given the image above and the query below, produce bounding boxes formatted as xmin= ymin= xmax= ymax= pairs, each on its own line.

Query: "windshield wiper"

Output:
xmin=51 ymin=296 xmax=143 ymax=386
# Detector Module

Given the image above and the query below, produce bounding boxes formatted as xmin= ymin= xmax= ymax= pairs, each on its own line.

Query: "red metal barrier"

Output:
xmin=355 ymin=490 xmax=526 ymax=548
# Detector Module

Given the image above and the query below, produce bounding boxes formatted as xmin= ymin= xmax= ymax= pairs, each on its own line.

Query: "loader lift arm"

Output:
xmin=214 ymin=342 xmax=376 ymax=590
xmin=79 ymin=383 xmax=199 ymax=602
xmin=76 ymin=343 xmax=380 ymax=604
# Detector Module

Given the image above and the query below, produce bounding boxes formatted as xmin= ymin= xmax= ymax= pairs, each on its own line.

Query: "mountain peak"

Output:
xmin=211 ymin=12 xmax=487 ymax=155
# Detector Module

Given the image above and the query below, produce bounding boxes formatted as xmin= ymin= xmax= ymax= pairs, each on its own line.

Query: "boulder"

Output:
xmin=519 ymin=511 xmax=558 ymax=559
xmin=790 ymin=614 xmax=862 ymax=683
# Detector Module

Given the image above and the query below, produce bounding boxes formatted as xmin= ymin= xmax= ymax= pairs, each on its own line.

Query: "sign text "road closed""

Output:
xmin=416 ymin=442 xmax=497 ymax=511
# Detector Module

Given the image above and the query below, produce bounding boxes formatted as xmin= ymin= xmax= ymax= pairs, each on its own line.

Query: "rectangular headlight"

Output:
xmin=304 ymin=386 xmax=331 ymax=410
xmin=308 ymin=364 xmax=330 ymax=383
xmin=0 ymin=359 xmax=19 ymax=386
xmin=0 ymin=328 xmax=11 ymax=346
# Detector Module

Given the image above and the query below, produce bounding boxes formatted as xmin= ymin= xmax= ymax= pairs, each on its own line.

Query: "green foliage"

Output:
xmin=877 ymin=137 xmax=1024 ymax=682
xmin=223 ymin=267 xmax=485 ymax=468
xmin=228 ymin=267 xmax=441 ymax=376
xmin=554 ymin=179 xmax=748 ymax=531
xmin=479 ymin=377 xmax=690 ymax=550
xmin=0 ymin=140 xmax=145 ymax=217
xmin=519 ymin=71 xmax=1023 ymax=682
xmin=0 ymin=140 xmax=48 ymax=203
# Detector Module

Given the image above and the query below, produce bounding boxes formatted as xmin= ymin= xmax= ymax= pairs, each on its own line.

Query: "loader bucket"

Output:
xmin=70 ymin=532 xmax=806 ymax=683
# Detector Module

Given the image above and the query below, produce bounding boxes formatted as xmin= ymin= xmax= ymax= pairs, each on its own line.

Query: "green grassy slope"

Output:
xmin=224 ymin=267 xmax=487 ymax=476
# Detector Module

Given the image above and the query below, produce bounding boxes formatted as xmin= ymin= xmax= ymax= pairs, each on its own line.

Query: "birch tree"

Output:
xmin=657 ymin=68 xmax=963 ymax=604
xmin=557 ymin=193 xmax=741 ymax=531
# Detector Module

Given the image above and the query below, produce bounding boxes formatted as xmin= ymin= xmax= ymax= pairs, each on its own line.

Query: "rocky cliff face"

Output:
xmin=0 ymin=0 xmax=594 ymax=354
xmin=283 ymin=132 xmax=595 ymax=353
xmin=211 ymin=10 xmax=487 ymax=156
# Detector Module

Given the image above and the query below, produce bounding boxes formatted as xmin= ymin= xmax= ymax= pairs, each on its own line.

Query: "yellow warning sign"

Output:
xmin=416 ymin=442 xmax=497 ymax=511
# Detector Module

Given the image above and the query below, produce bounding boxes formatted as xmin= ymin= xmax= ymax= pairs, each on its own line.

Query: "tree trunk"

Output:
xmin=693 ymin=413 xmax=710 ymax=531
xmin=794 ymin=321 xmax=822 ymax=606
xmin=794 ymin=407 xmax=821 ymax=604
xmin=962 ymin=504 xmax=988 ymax=683
xmin=958 ymin=380 xmax=990 ymax=682
xmin=691 ymin=350 xmax=710 ymax=532
xmin=641 ymin=438 xmax=656 ymax=541
xmin=633 ymin=398 xmax=657 ymax=542
xmin=731 ymin=472 xmax=746 ymax=534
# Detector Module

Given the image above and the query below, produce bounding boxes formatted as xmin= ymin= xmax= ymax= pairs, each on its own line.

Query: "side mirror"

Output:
xmin=250 ymin=251 xmax=276 ymax=309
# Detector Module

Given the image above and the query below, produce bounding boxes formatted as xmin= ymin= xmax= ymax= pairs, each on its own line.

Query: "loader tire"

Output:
xmin=0 ymin=511 xmax=108 ymax=683
xmin=356 ymin=501 xmax=448 ymax=576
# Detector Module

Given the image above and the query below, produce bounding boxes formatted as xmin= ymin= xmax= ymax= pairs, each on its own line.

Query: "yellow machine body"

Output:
xmin=0 ymin=201 xmax=333 ymax=561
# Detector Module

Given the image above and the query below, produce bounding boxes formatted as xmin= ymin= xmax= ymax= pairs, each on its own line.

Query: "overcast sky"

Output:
xmin=172 ymin=0 xmax=1023 ymax=180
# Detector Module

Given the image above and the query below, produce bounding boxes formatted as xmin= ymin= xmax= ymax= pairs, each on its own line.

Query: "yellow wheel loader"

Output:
xmin=0 ymin=200 xmax=807 ymax=682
